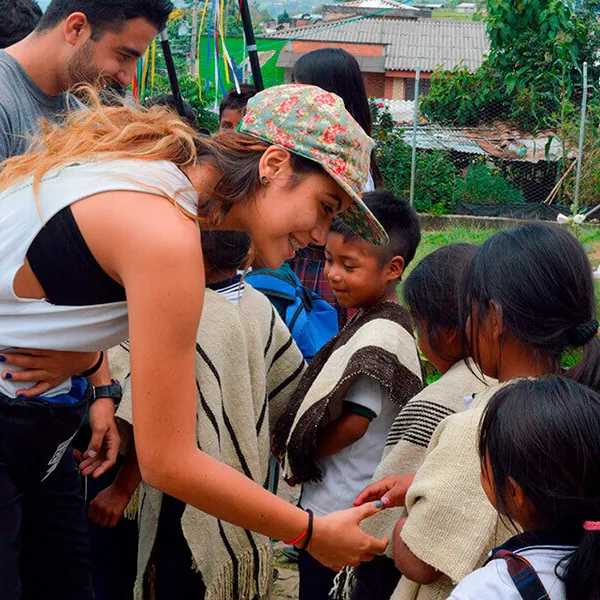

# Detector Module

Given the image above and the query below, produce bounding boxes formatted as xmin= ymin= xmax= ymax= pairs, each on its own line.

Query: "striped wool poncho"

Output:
xmin=273 ymin=301 xmax=423 ymax=485
xmin=109 ymin=282 xmax=305 ymax=600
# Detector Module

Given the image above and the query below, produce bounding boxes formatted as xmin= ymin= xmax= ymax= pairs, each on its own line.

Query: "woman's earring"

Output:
xmin=260 ymin=176 xmax=270 ymax=197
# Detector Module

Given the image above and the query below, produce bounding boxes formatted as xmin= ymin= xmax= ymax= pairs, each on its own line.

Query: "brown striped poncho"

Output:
xmin=272 ymin=301 xmax=423 ymax=485
xmin=109 ymin=283 xmax=305 ymax=600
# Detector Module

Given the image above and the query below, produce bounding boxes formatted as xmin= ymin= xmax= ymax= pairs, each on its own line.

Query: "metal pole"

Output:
xmin=239 ymin=0 xmax=264 ymax=90
xmin=409 ymin=58 xmax=421 ymax=207
xmin=190 ymin=0 xmax=200 ymax=75
xmin=574 ymin=61 xmax=588 ymax=210
xmin=160 ymin=29 xmax=186 ymax=117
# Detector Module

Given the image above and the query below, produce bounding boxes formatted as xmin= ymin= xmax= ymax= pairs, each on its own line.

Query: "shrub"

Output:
xmin=454 ymin=163 xmax=526 ymax=204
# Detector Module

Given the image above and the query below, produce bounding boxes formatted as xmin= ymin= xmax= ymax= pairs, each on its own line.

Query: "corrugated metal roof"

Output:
xmin=262 ymin=18 xmax=489 ymax=72
xmin=277 ymin=44 xmax=386 ymax=71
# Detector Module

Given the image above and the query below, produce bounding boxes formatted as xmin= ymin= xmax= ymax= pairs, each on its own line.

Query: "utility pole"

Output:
xmin=190 ymin=0 xmax=200 ymax=75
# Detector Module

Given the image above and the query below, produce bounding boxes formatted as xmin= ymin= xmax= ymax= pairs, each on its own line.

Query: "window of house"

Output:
xmin=405 ymin=78 xmax=431 ymax=100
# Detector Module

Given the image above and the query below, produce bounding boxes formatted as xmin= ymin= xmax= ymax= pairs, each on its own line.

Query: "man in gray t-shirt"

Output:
xmin=0 ymin=51 xmax=81 ymax=160
xmin=0 ymin=0 xmax=172 ymax=161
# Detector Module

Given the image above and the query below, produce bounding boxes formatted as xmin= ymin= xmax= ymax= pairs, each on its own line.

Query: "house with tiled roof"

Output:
xmin=263 ymin=18 xmax=489 ymax=101
xmin=321 ymin=0 xmax=431 ymax=21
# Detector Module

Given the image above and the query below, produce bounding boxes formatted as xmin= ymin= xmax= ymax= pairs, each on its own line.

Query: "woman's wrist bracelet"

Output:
xmin=284 ymin=528 xmax=308 ymax=547
xmin=78 ymin=351 xmax=104 ymax=378
xmin=299 ymin=509 xmax=314 ymax=552
xmin=284 ymin=508 xmax=314 ymax=550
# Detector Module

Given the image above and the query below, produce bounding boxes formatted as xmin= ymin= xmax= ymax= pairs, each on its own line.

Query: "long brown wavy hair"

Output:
xmin=0 ymin=87 xmax=324 ymax=226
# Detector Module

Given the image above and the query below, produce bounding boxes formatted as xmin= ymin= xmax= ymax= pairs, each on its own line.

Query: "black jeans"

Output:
xmin=350 ymin=555 xmax=401 ymax=600
xmin=298 ymin=549 xmax=338 ymax=600
xmin=0 ymin=392 xmax=92 ymax=600
xmin=153 ymin=494 xmax=206 ymax=600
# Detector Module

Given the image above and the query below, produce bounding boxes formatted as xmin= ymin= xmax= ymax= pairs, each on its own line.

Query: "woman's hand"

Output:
xmin=353 ymin=474 xmax=416 ymax=509
xmin=0 ymin=349 xmax=100 ymax=397
xmin=308 ymin=502 xmax=389 ymax=571
xmin=88 ymin=483 xmax=132 ymax=528
xmin=79 ymin=398 xmax=120 ymax=478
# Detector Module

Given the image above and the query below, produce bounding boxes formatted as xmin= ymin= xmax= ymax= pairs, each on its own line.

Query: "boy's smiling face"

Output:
xmin=324 ymin=232 xmax=403 ymax=309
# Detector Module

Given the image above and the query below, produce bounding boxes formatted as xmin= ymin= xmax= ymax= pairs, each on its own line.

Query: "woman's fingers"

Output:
xmin=0 ymin=353 xmax=42 ymax=369
xmin=14 ymin=381 xmax=57 ymax=398
xmin=354 ymin=479 xmax=394 ymax=506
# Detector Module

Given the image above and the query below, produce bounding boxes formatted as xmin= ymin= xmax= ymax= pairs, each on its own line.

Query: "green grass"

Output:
xmin=197 ymin=36 xmax=286 ymax=96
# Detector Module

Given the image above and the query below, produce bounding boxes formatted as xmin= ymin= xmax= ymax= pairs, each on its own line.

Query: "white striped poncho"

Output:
xmin=109 ymin=282 xmax=305 ymax=600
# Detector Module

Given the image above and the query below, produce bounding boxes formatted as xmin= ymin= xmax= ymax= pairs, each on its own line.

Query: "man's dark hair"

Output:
xmin=37 ymin=0 xmax=173 ymax=39
xmin=219 ymin=84 xmax=257 ymax=119
xmin=0 ymin=0 xmax=42 ymax=49
xmin=330 ymin=190 xmax=421 ymax=269
xmin=145 ymin=94 xmax=196 ymax=129
xmin=201 ymin=231 xmax=251 ymax=272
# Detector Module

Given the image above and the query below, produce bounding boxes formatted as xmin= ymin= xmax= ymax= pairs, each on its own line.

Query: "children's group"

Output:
xmin=0 ymin=2 xmax=599 ymax=600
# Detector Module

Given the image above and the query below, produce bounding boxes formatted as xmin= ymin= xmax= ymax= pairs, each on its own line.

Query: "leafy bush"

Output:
xmin=372 ymin=102 xmax=456 ymax=213
xmin=420 ymin=0 xmax=600 ymax=132
xmin=454 ymin=163 xmax=526 ymax=204
xmin=421 ymin=63 xmax=507 ymax=127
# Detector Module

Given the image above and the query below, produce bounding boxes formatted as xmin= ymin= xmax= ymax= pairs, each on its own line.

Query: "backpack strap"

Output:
xmin=492 ymin=549 xmax=551 ymax=600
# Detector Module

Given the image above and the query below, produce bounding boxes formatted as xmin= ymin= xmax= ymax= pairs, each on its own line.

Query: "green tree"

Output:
xmin=421 ymin=0 xmax=600 ymax=131
xmin=277 ymin=9 xmax=291 ymax=24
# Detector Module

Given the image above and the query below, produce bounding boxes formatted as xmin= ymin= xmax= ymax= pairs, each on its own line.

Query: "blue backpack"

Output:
xmin=246 ymin=265 xmax=339 ymax=362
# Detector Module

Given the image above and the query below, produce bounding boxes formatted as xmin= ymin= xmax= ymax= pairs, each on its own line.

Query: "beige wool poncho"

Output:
xmin=359 ymin=360 xmax=494 ymax=561
xmin=109 ymin=284 xmax=305 ymax=600
xmin=390 ymin=381 xmax=515 ymax=600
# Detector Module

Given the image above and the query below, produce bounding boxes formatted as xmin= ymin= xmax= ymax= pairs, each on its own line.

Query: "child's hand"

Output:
xmin=79 ymin=398 xmax=120 ymax=478
xmin=309 ymin=502 xmax=389 ymax=571
xmin=88 ymin=483 xmax=132 ymax=528
xmin=353 ymin=474 xmax=416 ymax=509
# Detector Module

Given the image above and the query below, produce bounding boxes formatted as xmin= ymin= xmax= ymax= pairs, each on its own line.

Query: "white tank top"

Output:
xmin=0 ymin=159 xmax=199 ymax=396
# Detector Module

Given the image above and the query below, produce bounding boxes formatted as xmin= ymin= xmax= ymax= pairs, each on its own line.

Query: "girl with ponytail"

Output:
xmin=355 ymin=222 xmax=599 ymax=600
xmin=448 ymin=375 xmax=600 ymax=600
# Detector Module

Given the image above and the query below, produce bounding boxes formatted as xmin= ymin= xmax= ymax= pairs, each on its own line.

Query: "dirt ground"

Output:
xmin=270 ymin=480 xmax=300 ymax=599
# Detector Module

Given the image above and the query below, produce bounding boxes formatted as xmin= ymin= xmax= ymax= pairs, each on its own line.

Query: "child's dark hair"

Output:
xmin=403 ymin=243 xmax=477 ymax=358
xmin=479 ymin=376 xmax=600 ymax=600
xmin=201 ymin=230 xmax=251 ymax=272
xmin=330 ymin=191 xmax=421 ymax=270
xmin=460 ymin=223 xmax=600 ymax=391
xmin=144 ymin=94 xmax=197 ymax=129
xmin=219 ymin=84 xmax=257 ymax=119
xmin=0 ymin=0 xmax=42 ymax=49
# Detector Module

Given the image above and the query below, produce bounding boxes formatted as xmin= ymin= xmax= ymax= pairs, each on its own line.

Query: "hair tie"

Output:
xmin=583 ymin=521 xmax=600 ymax=531
xmin=569 ymin=319 xmax=599 ymax=346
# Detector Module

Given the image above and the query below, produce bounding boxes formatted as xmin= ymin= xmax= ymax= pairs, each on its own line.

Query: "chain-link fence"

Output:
xmin=371 ymin=61 xmax=599 ymax=222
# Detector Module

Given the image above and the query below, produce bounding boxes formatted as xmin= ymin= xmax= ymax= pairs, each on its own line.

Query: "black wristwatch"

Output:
xmin=91 ymin=379 xmax=123 ymax=407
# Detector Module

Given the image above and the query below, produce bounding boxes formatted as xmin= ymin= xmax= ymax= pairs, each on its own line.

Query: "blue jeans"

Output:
xmin=0 ymin=391 xmax=92 ymax=600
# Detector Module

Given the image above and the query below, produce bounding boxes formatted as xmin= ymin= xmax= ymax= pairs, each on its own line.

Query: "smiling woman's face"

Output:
xmin=242 ymin=153 xmax=352 ymax=269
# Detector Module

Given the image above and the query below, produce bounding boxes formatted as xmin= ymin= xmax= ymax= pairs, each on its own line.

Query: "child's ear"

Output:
xmin=488 ymin=300 xmax=505 ymax=342
xmin=387 ymin=255 xmax=405 ymax=282
xmin=507 ymin=476 xmax=528 ymax=516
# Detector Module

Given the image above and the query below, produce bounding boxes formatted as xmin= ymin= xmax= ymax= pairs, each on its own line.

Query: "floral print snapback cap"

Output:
xmin=238 ymin=84 xmax=389 ymax=246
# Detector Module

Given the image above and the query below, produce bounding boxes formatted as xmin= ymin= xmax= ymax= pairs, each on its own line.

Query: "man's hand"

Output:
xmin=79 ymin=398 xmax=120 ymax=478
xmin=88 ymin=483 xmax=132 ymax=528
xmin=0 ymin=349 xmax=100 ymax=397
